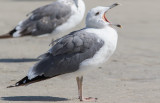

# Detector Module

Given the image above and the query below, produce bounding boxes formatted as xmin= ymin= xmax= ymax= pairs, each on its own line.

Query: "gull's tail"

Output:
xmin=0 ymin=28 xmax=16 ymax=39
xmin=7 ymin=75 xmax=50 ymax=88
xmin=0 ymin=33 xmax=12 ymax=39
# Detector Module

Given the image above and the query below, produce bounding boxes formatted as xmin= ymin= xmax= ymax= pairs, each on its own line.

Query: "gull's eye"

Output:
xmin=95 ymin=12 xmax=100 ymax=16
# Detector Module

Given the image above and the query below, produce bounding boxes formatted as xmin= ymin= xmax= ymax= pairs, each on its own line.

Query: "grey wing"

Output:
xmin=19 ymin=2 xmax=72 ymax=36
xmin=28 ymin=31 xmax=104 ymax=79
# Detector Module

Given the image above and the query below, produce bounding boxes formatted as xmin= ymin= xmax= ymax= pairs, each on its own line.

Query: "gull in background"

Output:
xmin=0 ymin=0 xmax=85 ymax=38
xmin=7 ymin=3 xmax=121 ymax=102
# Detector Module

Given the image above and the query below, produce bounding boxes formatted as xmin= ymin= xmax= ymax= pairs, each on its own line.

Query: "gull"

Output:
xmin=7 ymin=3 xmax=121 ymax=102
xmin=0 ymin=0 xmax=85 ymax=38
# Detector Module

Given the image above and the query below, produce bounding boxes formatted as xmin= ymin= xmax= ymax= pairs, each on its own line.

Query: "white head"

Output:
xmin=86 ymin=3 xmax=121 ymax=29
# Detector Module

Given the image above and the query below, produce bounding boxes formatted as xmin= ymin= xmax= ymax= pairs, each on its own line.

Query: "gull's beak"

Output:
xmin=103 ymin=3 xmax=122 ymax=28
xmin=111 ymin=24 xmax=122 ymax=28
xmin=108 ymin=3 xmax=119 ymax=10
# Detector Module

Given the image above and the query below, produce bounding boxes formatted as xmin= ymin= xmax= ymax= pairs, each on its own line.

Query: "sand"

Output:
xmin=0 ymin=0 xmax=160 ymax=103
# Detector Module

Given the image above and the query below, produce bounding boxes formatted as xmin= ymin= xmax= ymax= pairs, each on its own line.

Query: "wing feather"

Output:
xmin=19 ymin=2 xmax=72 ymax=36
xmin=28 ymin=30 xmax=104 ymax=79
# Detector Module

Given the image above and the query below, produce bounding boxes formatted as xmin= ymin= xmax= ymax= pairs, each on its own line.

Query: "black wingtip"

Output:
xmin=0 ymin=28 xmax=17 ymax=39
xmin=7 ymin=85 xmax=17 ymax=88
xmin=7 ymin=76 xmax=50 ymax=89
xmin=0 ymin=33 xmax=12 ymax=39
xmin=7 ymin=82 xmax=21 ymax=88
xmin=7 ymin=76 xmax=29 ymax=88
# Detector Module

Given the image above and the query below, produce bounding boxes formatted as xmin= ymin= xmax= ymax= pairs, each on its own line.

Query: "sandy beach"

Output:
xmin=0 ymin=0 xmax=160 ymax=103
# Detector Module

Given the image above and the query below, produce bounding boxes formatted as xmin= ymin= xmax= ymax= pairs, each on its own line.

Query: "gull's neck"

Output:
xmin=73 ymin=0 xmax=85 ymax=14
xmin=84 ymin=25 xmax=118 ymax=46
xmin=85 ymin=25 xmax=113 ymax=30
xmin=57 ymin=0 xmax=74 ymax=6
xmin=77 ymin=0 xmax=85 ymax=9
xmin=57 ymin=0 xmax=85 ymax=9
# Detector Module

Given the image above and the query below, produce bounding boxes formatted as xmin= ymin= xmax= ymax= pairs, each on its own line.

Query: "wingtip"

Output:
xmin=7 ymin=84 xmax=17 ymax=88
xmin=7 ymin=78 xmax=24 ymax=88
xmin=0 ymin=33 xmax=12 ymax=39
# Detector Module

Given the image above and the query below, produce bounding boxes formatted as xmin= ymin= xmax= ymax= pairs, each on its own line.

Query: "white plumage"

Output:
xmin=52 ymin=0 xmax=85 ymax=34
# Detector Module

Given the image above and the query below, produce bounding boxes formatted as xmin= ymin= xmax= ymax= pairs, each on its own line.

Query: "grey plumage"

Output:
xmin=8 ymin=30 xmax=104 ymax=87
xmin=20 ymin=2 xmax=72 ymax=36
xmin=30 ymin=30 xmax=104 ymax=78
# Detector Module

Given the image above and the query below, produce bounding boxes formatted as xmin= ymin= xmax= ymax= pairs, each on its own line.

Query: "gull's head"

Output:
xmin=86 ymin=3 xmax=121 ymax=28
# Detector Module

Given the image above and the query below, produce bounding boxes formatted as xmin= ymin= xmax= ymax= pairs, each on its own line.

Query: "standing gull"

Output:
xmin=0 ymin=0 xmax=85 ymax=38
xmin=8 ymin=3 xmax=121 ymax=102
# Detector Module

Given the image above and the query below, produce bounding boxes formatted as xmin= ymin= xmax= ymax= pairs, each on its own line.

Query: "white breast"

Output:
xmin=80 ymin=27 xmax=118 ymax=68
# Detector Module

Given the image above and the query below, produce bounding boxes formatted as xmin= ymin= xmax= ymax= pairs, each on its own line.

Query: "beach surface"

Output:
xmin=0 ymin=0 xmax=160 ymax=103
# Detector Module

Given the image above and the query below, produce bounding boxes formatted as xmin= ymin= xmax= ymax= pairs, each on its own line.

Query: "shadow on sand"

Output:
xmin=0 ymin=58 xmax=39 ymax=63
xmin=1 ymin=96 xmax=69 ymax=102
xmin=13 ymin=0 xmax=53 ymax=1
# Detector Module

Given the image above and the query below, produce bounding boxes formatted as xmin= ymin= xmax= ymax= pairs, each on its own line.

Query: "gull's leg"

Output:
xmin=78 ymin=76 xmax=98 ymax=102
xmin=79 ymin=76 xmax=83 ymax=101
xmin=76 ymin=77 xmax=80 ymax=99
